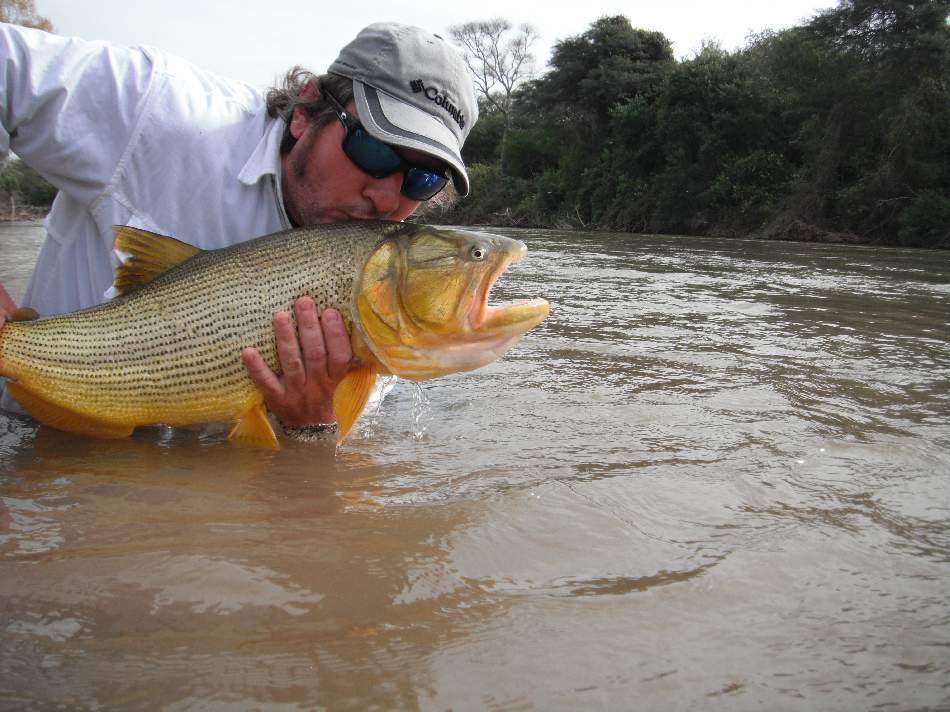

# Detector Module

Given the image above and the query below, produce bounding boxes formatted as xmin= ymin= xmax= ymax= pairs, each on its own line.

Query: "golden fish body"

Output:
xmin=0 ymin=221 xmax=549 ymax=447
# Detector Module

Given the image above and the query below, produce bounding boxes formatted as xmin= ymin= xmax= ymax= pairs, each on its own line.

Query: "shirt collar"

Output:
xmin=238 ymin=115 xmax=284 ymax=185
xmin=238 ymin=116 xmax=292 ymax=228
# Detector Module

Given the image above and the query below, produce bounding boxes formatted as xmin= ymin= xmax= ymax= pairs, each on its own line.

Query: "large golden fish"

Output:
xmin=0 ymin=221 xmax=549 ymax=447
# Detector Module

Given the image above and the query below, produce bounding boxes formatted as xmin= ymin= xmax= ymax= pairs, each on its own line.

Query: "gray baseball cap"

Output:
xmin=328 ymin=22 xmax=478 ymax=196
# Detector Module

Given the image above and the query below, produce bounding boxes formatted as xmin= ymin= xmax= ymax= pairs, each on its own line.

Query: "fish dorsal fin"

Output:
xmin=112 ymin=226 xmax=203 ymax=296
xmin=10 ymin=307 xmax=39 ymax=322
xmin=333 ymin=365 xmax=378 ymax=445
xmin=6 ymin=381 xmax=134 ymax=438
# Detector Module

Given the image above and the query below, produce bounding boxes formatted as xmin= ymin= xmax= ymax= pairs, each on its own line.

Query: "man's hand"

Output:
xmin=241 ymin=298 xmax=353 ymax=426
xmin=0 ymin=284 xmax=16 ymax=329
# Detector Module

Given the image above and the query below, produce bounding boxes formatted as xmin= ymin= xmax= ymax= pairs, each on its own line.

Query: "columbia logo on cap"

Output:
xmin=410 ymin=80 xmax=466 ymax=130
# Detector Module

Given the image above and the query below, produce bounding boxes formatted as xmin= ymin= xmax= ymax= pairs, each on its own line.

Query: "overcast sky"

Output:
xmin=36 ymin=0 xmax=837 ymax=89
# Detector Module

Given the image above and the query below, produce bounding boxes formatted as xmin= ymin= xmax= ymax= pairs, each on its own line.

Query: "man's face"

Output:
xmin=280 ymin=98 xmax=444 ymax=226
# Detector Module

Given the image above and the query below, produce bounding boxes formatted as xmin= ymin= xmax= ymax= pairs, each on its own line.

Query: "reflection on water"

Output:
xmin=1 ymin=223 xmax=949 ymax=709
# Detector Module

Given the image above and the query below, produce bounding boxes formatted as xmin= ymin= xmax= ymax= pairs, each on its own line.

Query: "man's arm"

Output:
xmin=0 ymin=23 xmax=152 ymax=206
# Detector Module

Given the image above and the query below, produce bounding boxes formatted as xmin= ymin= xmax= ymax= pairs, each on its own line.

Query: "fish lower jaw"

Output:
xmin=386 ymin=324 xmax=546 ymax=380
xmin=478 ymin=298 xmax=550 ymax=332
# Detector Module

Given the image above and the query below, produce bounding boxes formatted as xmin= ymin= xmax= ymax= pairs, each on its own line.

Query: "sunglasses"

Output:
xmin=323 ymin=89 xmax=449 ymax=202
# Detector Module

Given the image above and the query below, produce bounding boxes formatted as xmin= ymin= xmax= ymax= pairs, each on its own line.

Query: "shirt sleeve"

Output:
xmin=0 ymin=23 xmax=154 ymax=208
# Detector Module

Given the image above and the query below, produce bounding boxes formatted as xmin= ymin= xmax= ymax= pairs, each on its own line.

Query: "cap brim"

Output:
xmin=352 ymin=81 xmax=470 ymax=197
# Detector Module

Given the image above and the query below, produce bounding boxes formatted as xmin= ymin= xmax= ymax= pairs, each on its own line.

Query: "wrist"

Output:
xmin=277 ymin=418 xmax=338 ymax=441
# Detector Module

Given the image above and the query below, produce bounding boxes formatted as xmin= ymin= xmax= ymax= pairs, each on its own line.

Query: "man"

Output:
xmin=0 ymin=21 xmax=478 ymax=434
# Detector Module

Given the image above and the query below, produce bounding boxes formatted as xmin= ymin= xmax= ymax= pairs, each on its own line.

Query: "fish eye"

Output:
xmin=470 ymin=245 xmax=487 ymax=261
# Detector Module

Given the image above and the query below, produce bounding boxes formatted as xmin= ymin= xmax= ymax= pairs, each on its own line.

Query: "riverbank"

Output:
xmin=0 ymin=209 xmax=46 ymax=223
xmin=415 ymin=201 xmax=897 ymax=248
xmin=9 ymin=210 xmax=935 ymax=249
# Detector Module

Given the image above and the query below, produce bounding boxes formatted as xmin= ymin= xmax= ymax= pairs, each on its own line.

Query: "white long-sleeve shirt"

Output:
xmin=0 ymin=23 xmax=293 ymax=411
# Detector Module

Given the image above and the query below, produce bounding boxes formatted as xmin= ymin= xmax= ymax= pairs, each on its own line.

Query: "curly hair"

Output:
xmin=265 ymin=69 xmax=355 ymax=154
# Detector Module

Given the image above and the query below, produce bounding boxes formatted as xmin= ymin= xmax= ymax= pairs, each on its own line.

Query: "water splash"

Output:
xmin=409 ymin=382 xmax=430 ymax=441
xmin=368 ymin=376 xmax=398 ymax=412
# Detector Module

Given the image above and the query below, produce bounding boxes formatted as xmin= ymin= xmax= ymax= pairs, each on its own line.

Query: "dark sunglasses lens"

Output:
xmin=343 ymin=127 xmax=402 ymax=178
xmin=343 ymin=125 xmax=448 ymax=201
xmin=402 ymin=168 xmax=448 ymax=201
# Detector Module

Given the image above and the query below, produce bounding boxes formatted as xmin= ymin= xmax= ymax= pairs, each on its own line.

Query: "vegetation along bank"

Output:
xmin=420 ymin=1 xmax=950 ymax=249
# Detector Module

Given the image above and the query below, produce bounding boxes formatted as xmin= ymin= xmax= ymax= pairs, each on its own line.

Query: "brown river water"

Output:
xmin=1 ymin=221 xmax=948 ymax=710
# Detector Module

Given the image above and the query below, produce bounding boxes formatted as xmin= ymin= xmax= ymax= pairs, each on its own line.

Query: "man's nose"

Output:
xmin=364 ymin=172 xmax=403 ymax=217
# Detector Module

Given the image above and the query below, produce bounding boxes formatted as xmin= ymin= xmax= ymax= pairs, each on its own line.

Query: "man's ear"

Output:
xmin=289 ymin=81 xmax=321 ymax=140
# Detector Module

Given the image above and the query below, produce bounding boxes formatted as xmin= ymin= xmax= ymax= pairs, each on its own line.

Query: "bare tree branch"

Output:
xmin=449 ymin=18 xmax=539 ymax=172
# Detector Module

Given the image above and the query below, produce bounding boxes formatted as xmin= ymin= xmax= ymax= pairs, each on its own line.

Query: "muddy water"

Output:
xmin=1 ymin=222 xmax=948 ymax=710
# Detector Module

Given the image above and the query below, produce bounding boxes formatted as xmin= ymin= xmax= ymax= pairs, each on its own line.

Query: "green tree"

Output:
xmin=898 ymin=190 xmax=950 ymax=247
xmin=459 ymin=98 xmax=506 ymax=165
xmin=750 ymin=0 xmax=950 ymax=242
xmin=530 ymin=16 xmax=674 ymax=146
xmin=501 ymin=16 xmax=675 ymax=225
xmin=648 ymin=42 xmax=784 ymax=232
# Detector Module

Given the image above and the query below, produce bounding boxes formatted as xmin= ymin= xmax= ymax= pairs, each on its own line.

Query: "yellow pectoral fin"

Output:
xmin=333 ymin=365 xmax=378 ymax=445
xmin=6 ymin=382 xmax=134 ymax=439
xmin=228 ymin=402 xmax=278 ymax=450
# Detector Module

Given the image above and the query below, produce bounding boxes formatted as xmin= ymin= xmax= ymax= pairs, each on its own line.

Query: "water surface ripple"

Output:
xmin=1 ymin=223 xmax=948 ymax=710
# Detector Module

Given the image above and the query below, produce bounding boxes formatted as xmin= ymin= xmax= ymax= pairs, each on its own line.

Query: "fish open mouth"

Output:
xmin=471 ymin=242 xmax=550 ymax=335
xmin=356 ymin=227 xmax=549 ymax=381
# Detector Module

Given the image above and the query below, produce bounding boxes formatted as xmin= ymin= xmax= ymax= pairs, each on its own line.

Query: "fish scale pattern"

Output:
xmin=0 ymin=221 xmax=405 ymax=427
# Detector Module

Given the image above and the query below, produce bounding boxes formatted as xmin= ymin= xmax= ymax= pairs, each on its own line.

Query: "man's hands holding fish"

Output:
xmin=241 ymin=297 xmax=352 ymax=428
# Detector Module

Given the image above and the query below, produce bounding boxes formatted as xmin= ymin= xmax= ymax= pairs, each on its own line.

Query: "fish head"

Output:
xmin=353 ymin=225 xmax=549 ymax=380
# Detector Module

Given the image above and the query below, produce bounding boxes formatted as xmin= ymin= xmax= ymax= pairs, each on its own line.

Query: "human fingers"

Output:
xmin=272 ymin=310 xmax=306 ymax=390
xmin=0 ymin=284 xmax=16 ymax=330
xmin=0 ymin=283 xmax=16 ymax=321
xmin=241 ymin=347 xmax=285 ymax=403
xmin=320 ymin=309 xmax=352 ymax=383
xmin=294 ymin=297 xmax=329 ymax=381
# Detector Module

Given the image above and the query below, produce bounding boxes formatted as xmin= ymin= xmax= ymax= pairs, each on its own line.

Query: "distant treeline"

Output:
xmin=423 ymin=1 xmax=950 ymax=248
